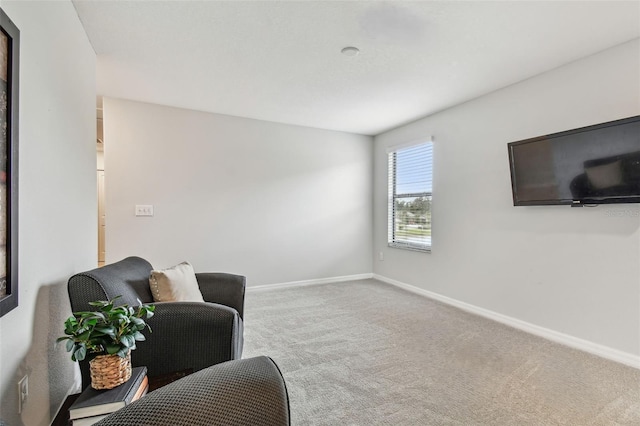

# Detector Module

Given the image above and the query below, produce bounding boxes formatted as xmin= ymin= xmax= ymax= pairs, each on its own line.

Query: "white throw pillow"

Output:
xmin=149 ymin=261 xmax=205 ymax=302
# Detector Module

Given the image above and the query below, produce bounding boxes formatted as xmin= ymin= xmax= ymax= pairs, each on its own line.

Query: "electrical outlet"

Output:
xmin=17 ymin=375 xmax=28 ymax=413
xmin=379 ymin=251 xmax=384 ymax=261
xmin=135 ymin=205 xmax=154 ymax=217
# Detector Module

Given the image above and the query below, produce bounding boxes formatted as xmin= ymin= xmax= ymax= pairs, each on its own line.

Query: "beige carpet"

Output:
xmin=242 ymin=279 xmax=640 ymax=425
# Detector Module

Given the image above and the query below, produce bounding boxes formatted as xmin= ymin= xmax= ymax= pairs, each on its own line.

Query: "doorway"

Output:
xmin=97 ymin=169 xmax=105 ymax=264
xmin=97 ymin=98 xmax=105 ymax=266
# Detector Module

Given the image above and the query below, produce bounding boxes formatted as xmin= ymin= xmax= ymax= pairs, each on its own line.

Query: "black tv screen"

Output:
xmin=508 ymin=116 xmax=640 ymax=206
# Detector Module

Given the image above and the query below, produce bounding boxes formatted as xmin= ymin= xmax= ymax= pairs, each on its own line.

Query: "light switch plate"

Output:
xmin=135 ymin=205 xmax=154 ymax=216
xmin=18 ymin=375 xmax=28 ymax=413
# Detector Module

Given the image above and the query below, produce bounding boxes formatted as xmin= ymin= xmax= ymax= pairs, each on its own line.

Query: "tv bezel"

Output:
xmin=508 ymin=115 xmax=640 ymax=206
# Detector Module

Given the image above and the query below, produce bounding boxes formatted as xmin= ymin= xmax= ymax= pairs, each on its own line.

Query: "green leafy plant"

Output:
xmin=57 ymin=297 xmax=155 ymax=362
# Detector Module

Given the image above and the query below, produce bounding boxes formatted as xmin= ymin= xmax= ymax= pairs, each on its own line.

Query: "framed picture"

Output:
xmin=0 ymin=8 xmax=18 ymax=317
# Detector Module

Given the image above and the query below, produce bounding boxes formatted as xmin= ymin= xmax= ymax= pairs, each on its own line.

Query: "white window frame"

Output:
xmin=387 ymin=140 xmax=433 ymax=252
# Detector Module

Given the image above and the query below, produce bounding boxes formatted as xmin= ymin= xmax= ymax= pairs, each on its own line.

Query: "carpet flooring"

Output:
xmin=242 ymin=279 xmax=640 ymax=425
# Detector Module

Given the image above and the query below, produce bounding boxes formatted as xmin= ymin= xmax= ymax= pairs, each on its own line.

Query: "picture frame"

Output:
xmin=0 ymin=8 xmax=19 ymax=317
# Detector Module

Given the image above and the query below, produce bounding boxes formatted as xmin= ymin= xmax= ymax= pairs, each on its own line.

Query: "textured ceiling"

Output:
xmin=73 ymin=1 xmax=640 ymax=136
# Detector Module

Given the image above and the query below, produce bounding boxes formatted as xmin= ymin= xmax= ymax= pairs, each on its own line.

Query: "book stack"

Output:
xmin=69 ymin=366 xmax=148 ymax=426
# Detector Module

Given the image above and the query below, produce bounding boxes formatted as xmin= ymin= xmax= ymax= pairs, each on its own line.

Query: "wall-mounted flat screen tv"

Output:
xmin=508 ymin=116 xmax=640 ymax=206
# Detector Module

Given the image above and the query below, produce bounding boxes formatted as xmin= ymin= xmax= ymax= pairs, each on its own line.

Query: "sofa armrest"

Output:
xmin=133 ymin=301 xmax=243 ymax=379
xmin=95 ymin=356 xmax=290 ymax=426
xmin=196 ymin=273 xmax=246 ymax=319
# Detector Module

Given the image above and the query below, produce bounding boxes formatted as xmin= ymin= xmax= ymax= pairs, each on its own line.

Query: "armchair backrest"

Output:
xmin=68 ymin=256 xmax=154 ymax=312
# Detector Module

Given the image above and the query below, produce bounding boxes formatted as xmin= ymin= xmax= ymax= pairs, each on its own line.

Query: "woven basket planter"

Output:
xmin=89 ymin=351 xmax=132 ymax=390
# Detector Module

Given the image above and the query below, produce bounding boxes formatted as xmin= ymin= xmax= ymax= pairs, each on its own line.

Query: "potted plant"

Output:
xmin=57 ymin=297 xmax=155 ymax=389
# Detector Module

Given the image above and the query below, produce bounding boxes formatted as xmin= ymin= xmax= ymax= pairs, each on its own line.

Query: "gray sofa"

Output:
xmin=67 ymin=256 xmax=245 ymax=389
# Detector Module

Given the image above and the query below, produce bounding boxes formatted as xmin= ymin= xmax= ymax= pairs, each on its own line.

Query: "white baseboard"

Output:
xmin=247 ymin=273 xmax=373 ymax=292
xmin=373 ymin=274 xmax=640 ymax=369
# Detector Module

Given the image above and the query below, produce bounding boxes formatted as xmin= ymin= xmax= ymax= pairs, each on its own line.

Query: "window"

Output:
xmin=388 ymin=141 xmax=433 ymax=251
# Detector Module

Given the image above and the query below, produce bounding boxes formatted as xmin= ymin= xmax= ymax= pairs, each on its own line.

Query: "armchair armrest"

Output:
xmin=133 ymin=301 xmax=243 ymax=379
xmin=196 ymin=273 xmax=246 ymax=319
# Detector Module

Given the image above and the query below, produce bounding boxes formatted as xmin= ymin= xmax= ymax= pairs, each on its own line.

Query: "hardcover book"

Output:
xmin=71 ymin=381 xmax=148 ymax=425
xmin=69 ymin=366 xmax=147 ymax=420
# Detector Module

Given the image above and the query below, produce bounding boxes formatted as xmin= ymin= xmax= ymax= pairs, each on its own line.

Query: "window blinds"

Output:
xmin=388 ymin=141 xmax=433 ymax=251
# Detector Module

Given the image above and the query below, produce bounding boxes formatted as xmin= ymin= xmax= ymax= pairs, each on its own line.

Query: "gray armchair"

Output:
xmin=67 ymin=256 xmax=245 ymax=389
xmin=95 ymin=356 xmax=290 ymax=426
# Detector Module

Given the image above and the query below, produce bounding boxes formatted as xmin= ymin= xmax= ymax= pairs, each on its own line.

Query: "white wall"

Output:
xmin=0 ymin=1 xmax=96 ymax=425
xmin=103 ymin=98 xmax=373 ymax=285
xmin=373 ymin=39 xmax=640 ymax=357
